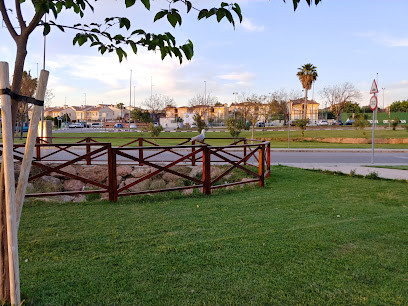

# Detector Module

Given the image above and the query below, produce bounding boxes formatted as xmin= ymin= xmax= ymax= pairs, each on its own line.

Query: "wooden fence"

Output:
xmin=3 ymin=137 xmax=270 ymax=202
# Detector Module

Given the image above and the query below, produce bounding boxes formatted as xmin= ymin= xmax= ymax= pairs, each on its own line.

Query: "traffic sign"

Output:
xmin=370 ymin=95 xmax=378 ymax=111
xmin=370 ymin=79 xmax=379 ymax=94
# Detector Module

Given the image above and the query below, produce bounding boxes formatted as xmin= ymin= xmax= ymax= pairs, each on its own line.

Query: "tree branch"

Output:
xmin=14 ymin=0 xmax=26 ymax=30
xmin=25 ymin=11 xmax=44 ymax=35
xmin=0 ymin=0 xmax=18 ymax=40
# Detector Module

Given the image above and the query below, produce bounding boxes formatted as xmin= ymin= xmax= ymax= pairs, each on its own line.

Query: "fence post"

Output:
xmin=202 ymin=145 xmax=211 ymax=195
xmin=86 ymin=137 xmax=91 ymax=165
xmin=138 ymin=138 xmax=143 ymax=166
xmin=108 ymin=146 xmax=118 ymax=202
xmin=192 ymin=140 xmax=196 ymax=166
xmin=267 ymin=142 xmax=271 ymax=178
xmin=35 ymin=137 xmax=41 ymax=160
xmin=258 ymin=144 xmax=265 ymax=187
xmin=243 ymin=138 xmax=247 ymax=165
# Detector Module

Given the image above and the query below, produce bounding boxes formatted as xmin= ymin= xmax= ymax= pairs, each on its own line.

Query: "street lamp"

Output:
xmin=233 ymin=92 xmax=238 ymax=103
xmin=204 ymin=81 xmax=207 ymax=105
xmin=84 ymin=93 xmax=87 ymax=123
xmin=381 ymin=87 xmax=385 ymax=109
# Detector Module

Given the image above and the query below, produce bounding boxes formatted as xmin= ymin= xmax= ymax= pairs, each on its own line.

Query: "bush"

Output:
xmin=148 ymin=123 xmax=163 ymax=137
xmin=354 ymin=113 xmax=369 ymax=136
xmin=193 ymin=113 xmax=207 ymax=132
xmin=391 ymin=117 xmax=400 ymax=130
xmin=295 ymin=119 xmax=308 ymax=137
xmin=226 ymin=118 xmax=244 ymax=139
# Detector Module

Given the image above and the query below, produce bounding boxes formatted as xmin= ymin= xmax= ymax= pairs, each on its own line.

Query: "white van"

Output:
xmin=91 ymin=122 xmax=103 ymax=128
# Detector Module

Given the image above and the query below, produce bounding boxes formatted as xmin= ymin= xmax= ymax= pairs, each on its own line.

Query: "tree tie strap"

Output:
xmin=0 ymin=88 xmax=44 ymax=106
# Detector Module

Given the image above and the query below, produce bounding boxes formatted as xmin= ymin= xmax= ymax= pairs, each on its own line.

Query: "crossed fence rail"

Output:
xmin=2 ymin=137 xmax=271 ymax=202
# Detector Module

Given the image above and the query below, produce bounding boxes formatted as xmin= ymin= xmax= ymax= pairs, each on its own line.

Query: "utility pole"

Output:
xmin=204 ymin=81 xmax=207 ymax=105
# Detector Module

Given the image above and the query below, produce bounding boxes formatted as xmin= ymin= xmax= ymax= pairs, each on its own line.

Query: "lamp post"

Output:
xmin=204 ymin=81 xmax=207 ymax=104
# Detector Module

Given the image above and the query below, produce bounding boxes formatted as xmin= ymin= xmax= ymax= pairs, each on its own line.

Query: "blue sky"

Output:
xmin=1 ymin=0 xmax=407 ymax=108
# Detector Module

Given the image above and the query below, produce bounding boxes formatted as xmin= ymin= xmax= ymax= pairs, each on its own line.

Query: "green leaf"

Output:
xmin=154 ymin=11 xmax=167 ymax=22
xmin=119 ymin=17 xmax=131 ymax=30
xmin=140 ymin=0 xmax=150 ymax=10
xmin=186 ymin=1 xmax=192 ymax=13
xmin=129 ymin=41 xmax=138 ymax=54
xmin=224 ymin=10 xmax=235 ymax=28
xmin=216 ymin=9 xmax=225 ymax=22
xmin=43 ymin=23 xmax=51 ymax=36
xmin=125 ymin=0 xmax=136 ymax=8
xmin=167 ymin=12 xmax=178 ymax=28
xmin=198 ymin=9 xmax=208 ymax=20
xmin=232 ymin=3 xmax=243 ymax=22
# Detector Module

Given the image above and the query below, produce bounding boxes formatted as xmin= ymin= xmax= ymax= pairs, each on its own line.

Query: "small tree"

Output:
xmin=193 ymin=113 xmax=207 ymax=132
xmin=354 ymin=113 xmax=369 ymax=137
xmin=148 ymin=123 xmax=163 ymax=137
xmin=226 ymin=118 xmax=244 ymax=139
xmin=391 ymin=117 xmax=400 ymax=130
xmin=295 ymin=119 xmax=308 ymax=137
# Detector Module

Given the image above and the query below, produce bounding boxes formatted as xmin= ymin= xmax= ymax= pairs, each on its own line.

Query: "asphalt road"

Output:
xmin=17 ymin=146 xmax=408 ymax=165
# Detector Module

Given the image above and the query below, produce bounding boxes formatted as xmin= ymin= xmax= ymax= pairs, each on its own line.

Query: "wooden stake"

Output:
xmin=0 ymin=62 xmax=20 ymax=305
xmin=16 ymin=69 xmax=49 ymax=228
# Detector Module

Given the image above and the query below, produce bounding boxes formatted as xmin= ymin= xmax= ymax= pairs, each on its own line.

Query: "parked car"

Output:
xmin=191 ymin=123 xmax=197 ymax=128
xmin=345 ymin=119 xmax=355 ymax=125
xmin=114 ymin=123 xmax=124 ymax=128
xmin=91 ymin=122 xmax=103 ymax=128
xmin=257 ymin=121 xmax=265 ymax=127
xmin=317 ymin=120 xmax=329 ymax=126
xmin=69 ymin=122 xmax=84 ymax=128
xmin=332 ymin=119 xmax=343 ymax=125
xmin=129 ymin=123 xmax=137 ymax=129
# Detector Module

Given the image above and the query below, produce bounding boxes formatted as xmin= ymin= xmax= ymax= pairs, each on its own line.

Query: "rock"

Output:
xmin=74 ymin=195 xmax=86 ymax=202
xmin=119 ymin=177 xmax=150 ymax=192
xmin=162 ymin=172 xmax=180 ymax=182
xmin=42 ymin=175 xmax=61 ymax=185
xmin=64 ymin=179 xmax=86 ymax=191
xmin=51 ymin=165 xmax=77 ymax=178
xmin=131 ymin=167 xmax=151 ymax=178
xmin=210 ymin=166 xmax=223 ymax=179
xmin=190 ymin=166 xmax=202 ymax=179
xmin=77 ymin=165 xmax=108 ymax=183
xmin=149 ymin=179 xmax=166 ymax=190
xmin=182 ymin=189 xmax=194 ymax=195
xmin=60 ymin=195 xmax=75 ymax=202
xmin=117 ymin=165 xmax=133 ymax=177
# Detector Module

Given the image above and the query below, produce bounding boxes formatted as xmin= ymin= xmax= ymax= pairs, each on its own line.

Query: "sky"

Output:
xmin=1 ymin=0 xmax=408 ymax=109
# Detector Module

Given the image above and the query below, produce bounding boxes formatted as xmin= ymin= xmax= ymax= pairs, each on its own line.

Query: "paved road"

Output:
xmin=16 ymin=146 xmax=408 ymax=165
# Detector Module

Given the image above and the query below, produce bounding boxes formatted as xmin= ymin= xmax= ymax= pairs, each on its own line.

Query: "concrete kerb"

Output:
xmin=280 ymin=163 xmax=408 ymax=181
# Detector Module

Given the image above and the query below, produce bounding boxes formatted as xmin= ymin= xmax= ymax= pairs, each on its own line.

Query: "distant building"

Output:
xmin=289 ymin=99 xmax=319 ymax=123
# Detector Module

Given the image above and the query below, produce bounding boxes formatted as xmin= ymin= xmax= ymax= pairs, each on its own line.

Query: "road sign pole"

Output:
xmin=371 ymin=108 xmax=376 ymax=164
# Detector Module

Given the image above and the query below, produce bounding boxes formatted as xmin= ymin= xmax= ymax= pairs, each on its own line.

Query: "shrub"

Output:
xmin=365 ymin=171 xmax=380 ymax=180
xmin=193 ymin=113 xmax=207 ymax=132
xmin=354 ymin=113 xmax=369 ymax=136
xmin=148 ymin=123 xmax=163 ymax=137
xmin=391 ymin=117 xmax=400 ymax=130
xmin=85 ymin=193 xmax=102 ymax=201
xmin=295 ymin=119 xmax=308 ymax=137
xmin=226 ymin=118 xmax=244 ymax=139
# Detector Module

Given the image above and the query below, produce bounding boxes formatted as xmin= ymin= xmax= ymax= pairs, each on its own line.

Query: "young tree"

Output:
xmin=320 ymin=82 xmax=362 ymax=126
xmin=270 ymin=89 xmax=302 ymax=124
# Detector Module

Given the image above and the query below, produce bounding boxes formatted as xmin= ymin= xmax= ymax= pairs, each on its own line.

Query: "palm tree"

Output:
xmin=296 ymin=63 xmax=318 ymax=119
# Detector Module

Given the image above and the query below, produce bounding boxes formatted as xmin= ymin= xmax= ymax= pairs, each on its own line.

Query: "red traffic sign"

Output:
xmin=370 ymin=79 xmax=379 ymax=94
xmin=370 ymin=95 xmax=378 ymax=111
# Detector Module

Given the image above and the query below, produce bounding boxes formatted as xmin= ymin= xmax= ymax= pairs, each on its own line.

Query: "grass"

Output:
xmin=364 ymin=165 xmax=408 ymax=170
xmin=19 ymin=166 xmax=408 ymax=305
xmin=12 ymin=128 xmax=408 ymax=149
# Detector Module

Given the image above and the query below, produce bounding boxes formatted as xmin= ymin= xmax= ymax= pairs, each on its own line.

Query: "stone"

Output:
xmin=64 ymin=179 xmax=86 ymax=191
xmin=210 ymin=166 xmax=223 ymax=179
xmin=77 ymin=165 xmax=108 ymax=183
xmin=117 ymin=165 xmax=133 ymax=177
xmin=60 ymin=195 xmax=75 ymax=202
xmin=131 ymin=166 xmax=151 ymax=178
xmin=42 ymin=175 xmax=61 ymax=185
xmin=162 ymin=172 xmax=180 ymax=182
xmin=51 ymin=164 xmax=77 ymax=178
xmin=189 ymin=166 xmax=202 ymax=179
xmin=182 ymin=189 xmax=194 ymax=195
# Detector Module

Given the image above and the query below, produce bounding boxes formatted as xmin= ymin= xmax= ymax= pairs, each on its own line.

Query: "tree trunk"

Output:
xmin=303 ymin=89 xmax=308 ymax=120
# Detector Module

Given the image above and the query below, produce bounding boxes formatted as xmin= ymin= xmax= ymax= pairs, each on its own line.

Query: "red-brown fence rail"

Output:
xmin=2 ymin=137 xmax=270 ymax=202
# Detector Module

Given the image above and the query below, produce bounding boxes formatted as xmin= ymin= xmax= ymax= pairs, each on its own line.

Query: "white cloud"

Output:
xmin=217 ymin=72 xmax=256 ymax=86
xmin=240 ymin=18 xmax=265 ymax=32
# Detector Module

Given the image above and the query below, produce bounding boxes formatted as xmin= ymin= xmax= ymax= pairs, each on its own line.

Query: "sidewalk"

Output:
xmin=282 ymin=163 xmax=408 ymax=180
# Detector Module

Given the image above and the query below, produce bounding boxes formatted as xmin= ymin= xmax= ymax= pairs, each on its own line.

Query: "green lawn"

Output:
xmin=12 ymin=128 xmax=408 ymax=148
xmin=19 ymin=166 xmax=408 ymax=305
